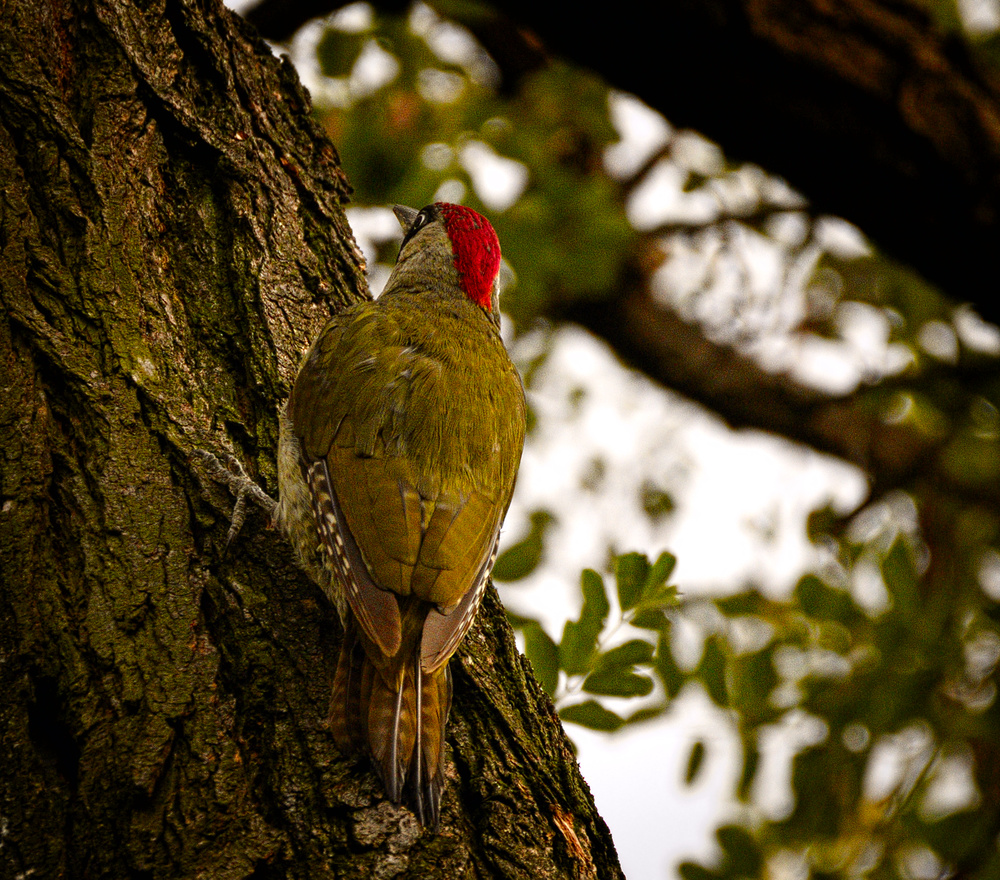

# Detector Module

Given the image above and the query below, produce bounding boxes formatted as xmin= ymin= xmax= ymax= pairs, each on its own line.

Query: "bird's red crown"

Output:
xmin=437 ymin=203 xmax=501 ymax=311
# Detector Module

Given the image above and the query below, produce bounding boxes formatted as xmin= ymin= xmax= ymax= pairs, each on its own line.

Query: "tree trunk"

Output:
xmin=0 ymin=1 xmax=621 ymax=876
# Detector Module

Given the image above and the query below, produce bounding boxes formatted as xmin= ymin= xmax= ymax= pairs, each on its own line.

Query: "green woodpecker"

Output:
xmin=276 ymin=202 xmax=526 ymax=827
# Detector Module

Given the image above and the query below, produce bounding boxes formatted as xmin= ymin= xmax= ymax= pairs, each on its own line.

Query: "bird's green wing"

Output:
xmin=288 ymin=299 xmax=524 ymax=670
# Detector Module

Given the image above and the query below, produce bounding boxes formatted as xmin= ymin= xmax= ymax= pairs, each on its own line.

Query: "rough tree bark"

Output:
xmin=0 ymin=1 xmax=621 ymax=877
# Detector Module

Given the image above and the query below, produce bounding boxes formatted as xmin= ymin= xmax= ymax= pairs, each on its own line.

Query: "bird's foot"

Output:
xmin=194 ymin=449 xmax=277 ymax=551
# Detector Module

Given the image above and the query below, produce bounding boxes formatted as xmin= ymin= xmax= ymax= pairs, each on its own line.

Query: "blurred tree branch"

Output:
xmin=479 ymin=0 xmax=1000 ymax=328
xmin=568 ymin=278 xmax=1000 ymax=509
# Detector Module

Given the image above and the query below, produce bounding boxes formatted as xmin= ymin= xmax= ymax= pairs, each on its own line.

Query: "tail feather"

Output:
xmin=330 ymin=620 xmax=452 ymax=827
xmin=366 ymin=661 xmax=414 ymax=802
xmin=330 ymin=627 xmax=365 ymax=753
xmin=411 ymin=660 xmax=451 ymax=825
xmin=410 ymin=655 xmax=426 ymax=812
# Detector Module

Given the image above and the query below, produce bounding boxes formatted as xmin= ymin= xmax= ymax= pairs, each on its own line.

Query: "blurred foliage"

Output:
xmin=672 ymin=516 xmax=1000 ymax=880
xmin=313 ymin=5 xmax=633 ymax=327
xmin=492 ymin=508 xmax=555 ymax=581
xmin=524 ymin=512 xmax=1000 ymax=879
xmin=300 ymin=3 xmax=1000 ymax=877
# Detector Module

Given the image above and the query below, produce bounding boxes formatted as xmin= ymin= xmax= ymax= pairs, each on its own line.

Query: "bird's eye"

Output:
xmin=400 ymin=207 xmax=433 ymax=250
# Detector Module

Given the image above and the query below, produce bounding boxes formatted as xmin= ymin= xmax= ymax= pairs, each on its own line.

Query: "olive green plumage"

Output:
xmin=276 ymin=203 xmax=525 ymax=827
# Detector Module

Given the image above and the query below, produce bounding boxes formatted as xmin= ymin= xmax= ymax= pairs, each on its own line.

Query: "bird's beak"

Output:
xmin=392 ymin=205 xmax=420 ymax=234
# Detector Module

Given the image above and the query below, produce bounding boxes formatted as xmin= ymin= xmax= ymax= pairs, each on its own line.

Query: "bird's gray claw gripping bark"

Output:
xmin=194 ymin=449 xmax=277 ymax=552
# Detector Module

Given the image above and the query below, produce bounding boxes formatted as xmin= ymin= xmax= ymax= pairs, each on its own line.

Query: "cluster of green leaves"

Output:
xmin=506 ymin=551 xmax=680 ymax=733
xmin=689 ymin=521 xmax=1000 ymax=880
xmin=508 ymin=516 xmax=999 ymax=879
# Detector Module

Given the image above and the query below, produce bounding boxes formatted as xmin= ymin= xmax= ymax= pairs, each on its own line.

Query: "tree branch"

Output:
xmin=485 ymin=0 xmax=1000 ymax=326
xmin=567 ymin=283 xmax=1000 ymax=508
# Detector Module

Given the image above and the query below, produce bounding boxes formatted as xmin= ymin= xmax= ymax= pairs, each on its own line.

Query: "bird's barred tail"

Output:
xmin=330 ymin=623 xmax=452 ymax=827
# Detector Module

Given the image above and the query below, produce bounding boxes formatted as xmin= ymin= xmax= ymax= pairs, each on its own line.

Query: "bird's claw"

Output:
xmin=194 ymin=449 xmax=277 ymax=552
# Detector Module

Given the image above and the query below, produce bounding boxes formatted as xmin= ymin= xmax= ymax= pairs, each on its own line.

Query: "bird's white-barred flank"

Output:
xmin=306 ymin=459 xmax=367 ymax=624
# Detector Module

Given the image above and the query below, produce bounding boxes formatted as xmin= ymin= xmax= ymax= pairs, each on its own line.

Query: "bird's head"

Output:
xmin=393 ymin=202 xmax=502 ymax=318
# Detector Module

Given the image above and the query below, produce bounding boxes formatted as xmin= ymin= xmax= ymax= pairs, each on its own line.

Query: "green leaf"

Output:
xmin=559 ymin=569 xmax=610 ymax=675
xmin=645 ymin=550 xmax=677 ymax=592
xmin=727 ymin=648 xmax=780 ymax=725
xmin=882 ymin=537 xmax=919 ymax=619
xmin=629 ymin=607 xmax=670 ymax=631
xmin=640 ymin=481 xmax=676 ymax=520
xmin=634 ymin=582 xmax=680 ymax=615
xmin=492 ymin=509 xmax=554 ymax=581
xmin=737 ymin=743 xmax=759 ymax=801
xmin=696 ymin=635 xmax=729 ymax=706
xmin=639 ymin=480 xmax=677 ymax=522
xmin=638 ymin=565 xmax=679 ymax=607
xmin=795 ymin=574 xmax=857 ymax=625
xmin=685 ymin=740 xmax=706 ymax=784
xmin=678 ymin=862 xmax=721 ymax=880
xmin=655 ymin=631 xmax=685 ymax=699
xmin=582 ymin=568 xmax=611 ymax=617
xmin=559 ymin=699 xmax=624 ymax=732
xmin=522 ymin=622 xmax=559 ymax=697
xmin=594 ymin=638 xmax=654 ymax=671
xmin=622 ymin=703 xmax=669 ymax=726
xmin=788 ymin=746 xmax=847 ymax=836
xmin=505 ymin=609 xmax=541 ymax=629
xmin=617 ymin=550 xmax=678 ymax=621
xmin=583 ymin=668 xmax=654 ymax=698
xmin=716 ymin=591 xmax=769 ymax=616
xmin=717 ymin=825 xmax=762 ymax=877
xmin=315 ymin=30 xmax=367 ymax=79
xmin=615 ymin=552 xmax=650 ymax=612
xmin=682 ymin=171 xmax=710 ymax=193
